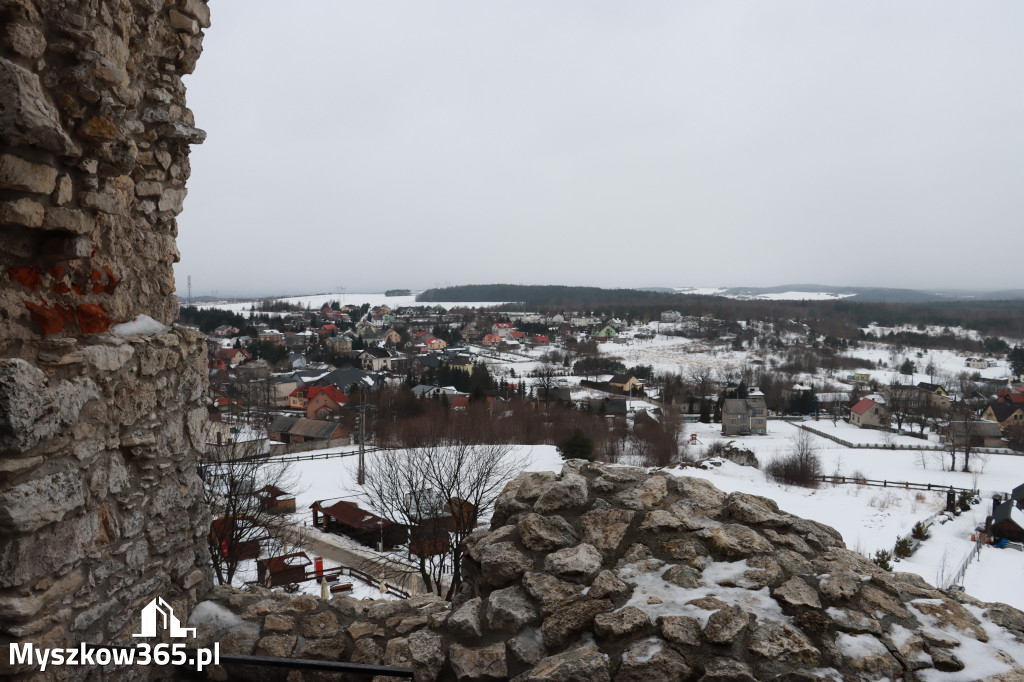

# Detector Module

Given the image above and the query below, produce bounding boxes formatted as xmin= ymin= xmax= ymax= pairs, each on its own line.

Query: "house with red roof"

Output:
xmin=531 ymin=335 xmax=550 ymax=346
xmin=481 ymin=334 xmax=502 ymax=347
xmin=305 ymin=385 xmax=348 ymax=419
xmin=492 ymin=322 xmax=515 ymax=338
xmin=850 ymin=397 xmax=888 ymax=429
xmin=216 ymin=348 xmax=249 ymax=367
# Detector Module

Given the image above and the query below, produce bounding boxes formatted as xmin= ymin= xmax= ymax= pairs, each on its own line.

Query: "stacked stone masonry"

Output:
xmin=193 ymin=462 xmax=1024 ymax=681
xmin=1 ymin=0 xmax=212 ymax=678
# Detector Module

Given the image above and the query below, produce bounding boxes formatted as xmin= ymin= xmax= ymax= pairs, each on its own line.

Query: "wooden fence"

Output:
xmin=796 ymin=424 xmax=1013 ymax=455
xmin=815 ymin=475 xmax=977 ymax=496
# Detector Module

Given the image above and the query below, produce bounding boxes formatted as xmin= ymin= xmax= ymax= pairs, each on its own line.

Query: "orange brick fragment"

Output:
xmin=76 ymin=304 xmax=111 ymax=334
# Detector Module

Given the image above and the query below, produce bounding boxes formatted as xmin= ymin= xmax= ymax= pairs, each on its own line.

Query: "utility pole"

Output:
xmin=355 ymin=390 xmax=375 ymax=485
xmin=187 ymin=275 xmax=192 ymax=306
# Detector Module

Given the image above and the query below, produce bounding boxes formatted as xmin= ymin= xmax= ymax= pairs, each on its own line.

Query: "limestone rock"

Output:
xmin=588 ymin=570 xmax=631 ymax=601
xmin=519 ymin=513 xmax=580 ymax=551
xmin=448 ymin=597 xmax=484 ymax=639
xmin=542 ymin=599 xmax=613 ymax=649
xmin=659 ymin=615 xmax=702 ymax=647
xmin=408 ymin=629 xmax=446 ymax=682
xmin=818 ymin=570 xmax=861 ymax=602
xmin=748 ymin=620 xmax=820 ymax=670
xmin=698 ymin=523 xmax=775 ymax=559
xmin=522 ymin=572 xmax=584 ymax=615
xmin=581 ymin=508 xmax=636 ymax=553
xmin=535 ymin=473 xmax=589 ymax=512
xmin=518 ymin=646 xmax=611 ymax=682
xmin=0 ymin=57 xmax=77 ymax=154
xmin=450 ymin=642 xmax=507 ymax=681
xmin=480 ymin=541 xmax=533 ymax=586
xmin=773 ymin=576 xmax=822 ymax=609
xmin=637 ymin=509 xmax=686 ymax=533
xmin=487 ymin=585 xmax=540 ymax=631
xmin=698 ymin=657 xmax=759 ymax=682
xmin=0 ymin=154 xmax=58 ymax=194
xmin=593 ymin=606 xmax=651 ymax=638
xmin=662 ymin=564 xmax=703 ymax=588
xmin=615 ymin=638 xmax=691 ymax=681
xmin=703 ymin=606 xmax=752 ymax=644
xmin=544 ymin=543 xmax=603 ymax=583
xmin=725 ymin=491 xmax=784 ymax=525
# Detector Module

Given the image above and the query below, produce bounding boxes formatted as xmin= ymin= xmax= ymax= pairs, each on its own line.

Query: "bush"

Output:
xmin=765 ymin=431 xmax=822 ymax=488
xmin=872 ymin=549 xmax=893 ymax=571
xmin=911 ymin=521 xmax=930 ymax=541
xmin=557 ymin=428 xmax=595 ymax=461
xmin=894 ymin=536 xmax=913 ymax=558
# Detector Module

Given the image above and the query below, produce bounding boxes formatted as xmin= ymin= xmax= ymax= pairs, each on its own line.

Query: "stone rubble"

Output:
xmin=193 ymin=462 xmax=1024 ymax=681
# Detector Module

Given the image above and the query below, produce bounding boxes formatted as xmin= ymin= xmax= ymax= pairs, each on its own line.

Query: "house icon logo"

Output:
xmin=133 ymin=597 xmax=196 ymax=639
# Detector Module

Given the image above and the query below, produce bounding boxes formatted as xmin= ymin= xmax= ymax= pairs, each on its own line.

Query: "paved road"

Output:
xmin=291 ymin=525 xmax=427 ymax=594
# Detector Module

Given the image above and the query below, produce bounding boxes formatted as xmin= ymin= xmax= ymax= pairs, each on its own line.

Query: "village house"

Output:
xmin=325 ymin=336 xmax=353 ymax=354
xmin=268 ymin=416 xmax=350 ymax=445
xmin=945 ymin=420 xmax=1005 ymax=449
xmin=304 ymin=385 xmax=348 ymax=419
xmin=492 ymin=322 xmax=515 ymax=339
xmin=481 ymin=333 xmax=502 ymax=347
xmin=982 ymin=402 xmax=1024 ymax=430
xmin=258 ymin=329 xmax=285 ymax=345
xmin=660 ymin=311 xmax=682 ymax=323
xmin=591 ymin=324 xmax=618 ymax=341
xmin=721 ymin=395 xmax=769 ymax=436
xmin=966 ymin=357 xmax=989 ymax=370
xmin=916 ymin=382 xmax=951 ymax=409
xmin=212 ymin=325 xmax=239 ymax=338
xmin=216 ymin=348 xmax=249 ymax=367
xmin=608 ymin=374 xmax=643 ymax=394
xmin=850 ymin=397 xmax=889 ymax=429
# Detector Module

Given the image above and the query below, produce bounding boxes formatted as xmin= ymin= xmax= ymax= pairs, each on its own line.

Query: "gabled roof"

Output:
xmin=993 ymin=500 xmax=1024 ymax=529
xmin=851 ymin=397 xmax=878 ymax=415
xmin=987 ymin=401 xmax=1024 ymax=422
xmin=947 ymin=420 xmax=1003 ymax=439
xmin=269 ymin=416 xmax=346 ymax=440
xmin=315 ymin=500 xmax=395 ymax=532
xmin=917 ymin=382 xmax=945 ymax=394
xmin=609 ymin=374 xmax=637 ymax=385
xmin=307 ymin=385 xmax=348 ymax=404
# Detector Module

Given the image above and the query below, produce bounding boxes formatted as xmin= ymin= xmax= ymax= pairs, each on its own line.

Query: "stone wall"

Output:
xmin=0 ymin=0 xmax=212 ymax=678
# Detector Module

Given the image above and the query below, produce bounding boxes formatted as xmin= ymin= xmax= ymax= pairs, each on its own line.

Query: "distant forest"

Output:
xmin=417 ymin=284 xmax=1024 ymax=343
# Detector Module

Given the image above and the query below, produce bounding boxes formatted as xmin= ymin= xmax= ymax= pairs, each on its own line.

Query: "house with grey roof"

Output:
xmin=722 ymin=395 xmax=768 ymax=436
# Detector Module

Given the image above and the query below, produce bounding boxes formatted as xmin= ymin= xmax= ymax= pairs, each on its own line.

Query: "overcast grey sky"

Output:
xmin=174 ymin=1 xmax=1024 ymax=298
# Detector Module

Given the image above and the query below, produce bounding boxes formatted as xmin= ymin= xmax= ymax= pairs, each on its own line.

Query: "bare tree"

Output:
xmin=354 ymin=440 xmax=529 ymax=600
xmin=201 ymin=438 xmax=302 ymax=586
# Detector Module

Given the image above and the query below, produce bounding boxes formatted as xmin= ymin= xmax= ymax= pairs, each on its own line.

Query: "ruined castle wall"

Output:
xmin=0 ymin=0 xmax=212 ymax=676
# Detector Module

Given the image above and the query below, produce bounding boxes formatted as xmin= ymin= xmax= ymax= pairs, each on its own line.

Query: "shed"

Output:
xmin=257 ymin=552 xmax=312 ymax=587
xmin=311 ymin=500 xmax=407 ymax=549
xmin=991 ymin=501 xmax=1024 ymax=543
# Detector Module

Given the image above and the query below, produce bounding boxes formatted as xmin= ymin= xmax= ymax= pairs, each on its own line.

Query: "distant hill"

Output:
xmin=419 ymin=283 xmax=1024 ymax=305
